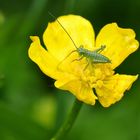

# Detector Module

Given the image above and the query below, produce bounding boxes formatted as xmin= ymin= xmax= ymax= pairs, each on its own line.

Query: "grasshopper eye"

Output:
xmin=101 ymin=45 xmax=106 ymax=49
xmin=79 ymin=45 xmax=84 ymax=48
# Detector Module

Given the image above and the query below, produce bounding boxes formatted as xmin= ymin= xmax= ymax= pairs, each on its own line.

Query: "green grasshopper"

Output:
xmin=48 ymin=12 xmax=111 ymax=70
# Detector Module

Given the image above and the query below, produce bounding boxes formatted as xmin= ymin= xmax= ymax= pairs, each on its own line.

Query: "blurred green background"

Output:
xmin=0 ymin=0 xmax=140 ymax=140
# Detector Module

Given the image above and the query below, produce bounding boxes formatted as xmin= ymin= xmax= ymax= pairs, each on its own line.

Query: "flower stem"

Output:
xmin=51 ymin=98 xmax=83 ymax=140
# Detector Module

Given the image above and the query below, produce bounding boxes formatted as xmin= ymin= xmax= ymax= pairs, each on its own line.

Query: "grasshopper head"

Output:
xmin=77 ymin=45 xmax=85 ymax=55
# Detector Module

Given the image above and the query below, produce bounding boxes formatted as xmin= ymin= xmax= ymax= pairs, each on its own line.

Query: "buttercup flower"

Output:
xmin=29 ymin=15 xmax=139 ymax=107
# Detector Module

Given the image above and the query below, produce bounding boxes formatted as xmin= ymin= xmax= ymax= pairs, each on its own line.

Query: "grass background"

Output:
xmin=0 ymin=0 xmax=140 ymax=140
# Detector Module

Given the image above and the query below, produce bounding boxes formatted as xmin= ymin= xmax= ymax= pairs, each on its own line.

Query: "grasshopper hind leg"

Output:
xmin=94 ymin=45 xmax=106 ymax=53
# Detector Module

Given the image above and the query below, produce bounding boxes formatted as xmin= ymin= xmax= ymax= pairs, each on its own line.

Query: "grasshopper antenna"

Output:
xmin=48 ymin=11 xmax=78 ymax=49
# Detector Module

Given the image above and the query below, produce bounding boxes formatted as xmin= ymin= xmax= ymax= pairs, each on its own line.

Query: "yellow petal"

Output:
xmin=43 ymin=15 xmax=95 ymax=61
xmin=54 ymin=73 xmax=77 ymax=88
xmin=96 ymin=74 xmax=138 ymax=107
xmin=96 ymin=23 xmax=139 ymax=69
xmin=55 ymin=79 xmax=97 ymax=105
xmin=28 ymin=36 xmax=60 ymax=79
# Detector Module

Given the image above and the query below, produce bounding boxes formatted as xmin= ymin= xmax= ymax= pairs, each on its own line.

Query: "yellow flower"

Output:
xmin=28 ymin=15 xmax=139 ymax=107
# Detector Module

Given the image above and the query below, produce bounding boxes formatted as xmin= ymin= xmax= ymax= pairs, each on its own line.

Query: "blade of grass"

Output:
xmin=19 ymin=0 xmax=48 ymax=37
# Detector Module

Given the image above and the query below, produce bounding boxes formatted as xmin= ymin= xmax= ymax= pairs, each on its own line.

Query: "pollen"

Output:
xmin=79 ymin=63 xmax=113 ymax=89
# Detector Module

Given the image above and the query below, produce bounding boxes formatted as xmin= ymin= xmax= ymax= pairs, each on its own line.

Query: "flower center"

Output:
xmin=80 ymin=64 xmax=114 ymax=89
